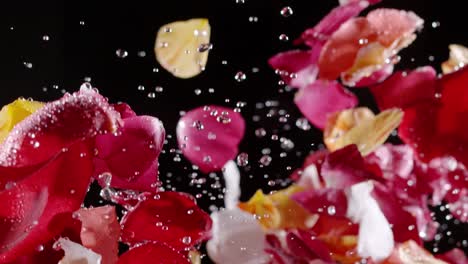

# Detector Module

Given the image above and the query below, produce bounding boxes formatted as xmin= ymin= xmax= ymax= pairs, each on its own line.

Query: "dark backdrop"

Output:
xmin=1 ymin=0 xmax=467 ymax=259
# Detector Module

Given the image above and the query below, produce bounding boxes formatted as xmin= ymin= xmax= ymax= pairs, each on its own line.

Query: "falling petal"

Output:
xmin=155 ymin=18 xmax=210 ymax=78
xmin=57 ymin=238 xmax=102 ymax=264
xmin=442 ymin=44 xmax=468 ymax=74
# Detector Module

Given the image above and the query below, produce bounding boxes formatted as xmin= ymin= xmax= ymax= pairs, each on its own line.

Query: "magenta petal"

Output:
xmin=176 ymin=106 xmax=245 ymax=173
xmin=294 ymin=80 xmax=358 ymax=130
xmin=297 ymin=0 xmax=372 ymax=47
xmin=94 ymin=115 xmax=165 ymax=191
xmin=371 ymin=183 xmax=421 ymax=244
xmin=321 ymin=145 xmax=372 ymax=188
xmin=268 ymin=49 xmax=320 ymax=89
xmin=370 ymin=66 xmax=437 ymax=110
xmin=286 ymin=230 xmax=333 ymax=262
xmin=292 ymin=188 xmax=347 ymax=217
xmin=365 ymin=144 xmax=415 ymax=180
xmin=113 ymin=103 xmax=137 ymax=119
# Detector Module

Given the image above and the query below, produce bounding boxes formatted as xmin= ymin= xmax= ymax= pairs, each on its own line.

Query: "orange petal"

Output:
xmin=324 ymin=108 xmax=403 ymax=155
xmin=442 ymin=44 xmax=468 ymax=74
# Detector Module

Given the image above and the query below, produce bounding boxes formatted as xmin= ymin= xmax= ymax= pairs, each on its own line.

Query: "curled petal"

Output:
xmin=207 ymin=209 xmax=269 ymax=264
xmin=294 ymin=80 xmax=358 ymax=130
xmin=57 ymin=238 xmax=102 ymax=264
xmin=76 ymin=206 xmax=120 ymax=264
xmin=176 ymin=105 xmax=245 ymax=173
xmin=94 ymin=115 xmax=165 ymax=192
xmin=353 ymin=63 xmax=394 ymax=87
xmin=0 ymin=99 xmax=43 ymax=144
xmin=442 ymin=44 xmax=468 ymax=74
xmin=364 ymin=144 xmax=414 ymax=180
xmin=155 ymin=18 xmax=210 ymax=79
xmin=120 ymin=191 xmax=212 ymax=250
xmin=370 ymin=66 xmax=438 ymax=110
xmin=117 ymin=242 xmax=190 ymax=264
xmin=0 ymin=89 xmax=120 ymax=263
xmin=346 ymin=181 xmax=394 ymax=261
xmin=436 ymin=248 xmax=467 ymax=264
xmin=324 ymin=108 xmax=403 ymax=156
xmin=0 ymin=87 xmax=120 ymax=167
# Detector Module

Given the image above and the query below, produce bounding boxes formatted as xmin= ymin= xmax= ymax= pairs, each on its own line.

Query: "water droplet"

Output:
xmin=268 ymin=180 xmax=276 ymax=186
xmin=36 ymin=245 xmax=44 ymax=252
xmin=358 ymin=38 xmax=368 ymax=45
xmin=147 ymin=92 xmax=156 ymax=98
xmin=296 ymin=118 xmax=311 ymax=130
xmin=192 ymin=120 xmax=204 ymax=130
xmin=327 ymin=206 xmax=336 ymax=216
xmin=280 ymin=6 xmax=293 ymax=17
xmin=198 ymin=43 xmax=213 ymax=52
xmin=234 ymin=71 xmax=247 ymax=82
xmin=259 ymin=155 xmax=272 ymax=166
xmin=207 ymin=132 xmax=217 ymax=140
xmin=23 ymin=62 xmax=33 ymax=69
xmin=431 ymin=21 xmax=440 ymax=28
xmin=237 ymin=152 xmax=249 ymax=166
xmin=137 ymin=85 xmax=145 ymax=91
xmin=194 ymin=89 xmax=202 ymax=95
xmin=235 ymin=0 xmax=245 ymax=3
xmin=79 ymin=21 xmax=85 ymax=26
xmin=137 ymin=51 xmax=146 ymax=57
xmin=42 ymin=35 xmax=50 ymax=41
xmin=216 ymin=113 xmax=231 ymax=124
xmin=203 ymin=156 xmax=212 ymax=163
xmin=280 ymin=138 xmax=295 ymax=151
xmin=255 ymin=128 xmax=266 ymax=138
xmin=182 ymin=236 xmax=192 ymax=245
xmin=279 ymin=34 xmax=289 ymax=42
xmin=155 ymin=86 xmax=163 ymax=92
xmin=116 ymin=49 xmax=128 ymax=58
xmin=248 ymin=16 xmax=259 ymax=23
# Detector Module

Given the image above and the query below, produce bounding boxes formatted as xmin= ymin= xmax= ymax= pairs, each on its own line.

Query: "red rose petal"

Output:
xmin=292 ymin=188 xmax=348 ymax=217
xmin=0 ymin=89 xmax=120 ymax=263
xmin=94 ymin=115 xmax=165 ymax=192
xmin=0 ymin=88 xmax=120 ymax=168
xmin=399 ymin=67 xmax=468 ymax=167
xmin=286 ymin=230 xmax=333 ymax=262
xmin=294 ymin=80 xmax=358 ymax=129
xmin=370 ymin=66 xmax=438 ymax=110
xmin=436 ymin=248 xmax=468 ymax=264
xmin=117 ymin=242 xmax=190 ymax=264
xmin=176 ymin=106 xmax=245 ymax=173
xmin=120 ymin=191 xmax=212 ymax=250
xmin=76 ymin=206 xmax=120 ymax=264
xmin=321 ymin=145 xmax=373 ymax=188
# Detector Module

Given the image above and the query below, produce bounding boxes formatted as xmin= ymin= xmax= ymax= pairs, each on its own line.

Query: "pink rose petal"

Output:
xmin=176 ymin=106 xmax=245 ymax=173
xmin=294 ymin=80 xmax=358 ymax=130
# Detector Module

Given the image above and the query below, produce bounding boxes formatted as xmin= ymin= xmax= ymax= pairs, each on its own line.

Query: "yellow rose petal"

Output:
xmin=0 ymin=99 xmax=44 ymax=143
xmin=324 ymin=107 xmax=403 ymax=156
xmin=442 ymin=44 xmax=468 ymax=74
xmin=155 ymin=18 xmax=211 ymax=78
xmin=238 ymin=186 xmax=312 ymax=230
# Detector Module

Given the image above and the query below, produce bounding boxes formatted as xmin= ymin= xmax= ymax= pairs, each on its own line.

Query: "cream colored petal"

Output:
xmin=442 ymin=44 xmax=468 ymax=74
xmin=324 ymin=108 xmax=403 ymax=156
xmin=57 ymin=238 xmax=102 ymax=264
xmin=155 ymin=18 xmax=210 ymax=78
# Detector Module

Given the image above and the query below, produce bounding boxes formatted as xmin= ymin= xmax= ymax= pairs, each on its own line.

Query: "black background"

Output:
xmin=1 ymin=0 xmax=467 ymax=260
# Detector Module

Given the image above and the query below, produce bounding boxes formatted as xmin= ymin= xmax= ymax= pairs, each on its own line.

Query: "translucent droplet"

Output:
xmin=280 ymin=6 xmax=293 ymax=17
xmin=137 ymin=51 xmax=146 ymax=57
xmin=36 ymin=244 xmax=44 ymax=252
xmin=182 ymin=236 xmax=192 ymax=245
xmin=147 ymin=92 xmax=156 ymax=98
xmin=194 ymin=89 xmax=202 ymax=95
xmin=42 ymin=35 xmax=50 ymax=41
xmin=296 ymin=118 xmax=311 ymax=130
xmin=255 ymin=128 xmax=266 ymax=138
xmin=235 ymin=0 xmax=245 ymax=3
xmin=237 ymin=152 xmax=249 ymax=166
xmin=192 ymin=120 xmax=204 ymax=130
xmin=234 ymin=71 xmax=247 ymax=82
xmin=155 ymin=86 xmax=163 ymax=92
xmin=23 ymin=62 xmax=33 ymax=68
xmin=216 ymin=114 xmax=231 ymax=124
xmin=116 ymin=49 xmax=128 ymax=58
xmin=431 ymin=21 xmax=440 ymax=28
xmin=198 ymin=43 xmax=213 ymax=52
xmin=259 ymin=155 xmax=272 ymax=166
xmin=280 ymin=138 xmax=295 ymax=151
xmin=327 ymin=205 xmax=336 ymax=216
xmin=358 ymin=38 xmax=368 ymax=45
xmin=248 ymin=16 xmax=259 ymax=23
xmin=137 ymin=85 xmax=145 ymax=91
xmin=279 ymin=34 xmax=289 ymax=42
xmin=79 ymin=21 xmax=85 ymax=26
